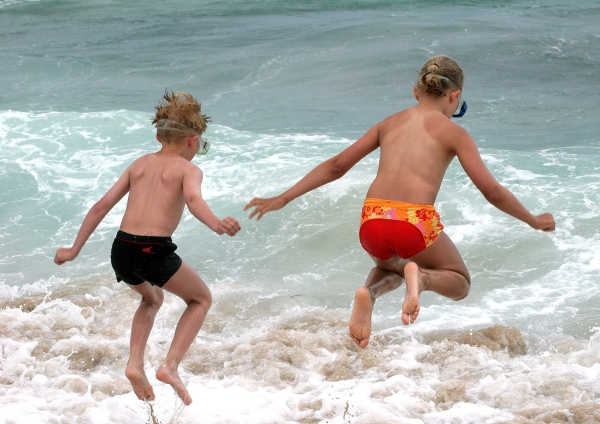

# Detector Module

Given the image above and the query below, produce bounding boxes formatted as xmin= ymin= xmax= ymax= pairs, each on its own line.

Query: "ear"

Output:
xmin=449 ymin=90 xmax=461 ymax=103
xmin=156 ymin=134 xmax=163 ymax=143
xmin=413 ymin=86 xmax=420 ymax=101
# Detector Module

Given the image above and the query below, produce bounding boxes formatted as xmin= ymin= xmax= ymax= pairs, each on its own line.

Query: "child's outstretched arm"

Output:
xmin=54 ymin=169 xmax=131 ymax=265
xmin=183 ymin=166 xmax=241 ymax=236
xmin=244 ymin=126 xmax=380 ymax=220
xmin=454 ymin=128 xmax=555 ymax=232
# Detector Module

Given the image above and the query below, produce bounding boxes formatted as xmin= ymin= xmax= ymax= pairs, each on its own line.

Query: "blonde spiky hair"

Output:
xmin=152 ymin=90 xmax=210 ymax=142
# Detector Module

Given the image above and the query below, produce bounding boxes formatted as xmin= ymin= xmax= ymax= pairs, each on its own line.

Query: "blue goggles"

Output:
xmin=453 ymin=97 xmax=467 ymax=118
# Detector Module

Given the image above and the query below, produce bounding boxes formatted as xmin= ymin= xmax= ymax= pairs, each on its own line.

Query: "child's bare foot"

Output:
xmin=402 ymin=262 xmax=421 ymax=325
xmin=125 ymin=364 xmax=155 ymax=401
xmin=349 ymin=285 xmax=375 ymax=349
xmin=156 ymin=364 xmax=192 ymax=405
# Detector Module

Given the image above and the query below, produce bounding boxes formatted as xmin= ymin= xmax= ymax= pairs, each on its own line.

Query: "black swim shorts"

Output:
xmin=110 ymin=230 xmax=183 ymax=287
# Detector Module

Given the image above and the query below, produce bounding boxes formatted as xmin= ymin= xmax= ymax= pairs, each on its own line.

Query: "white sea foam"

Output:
xmin=1 ymin=131 xmax=599 ymax=420
xmin=2 ymin=276 xmax=599 ymax=422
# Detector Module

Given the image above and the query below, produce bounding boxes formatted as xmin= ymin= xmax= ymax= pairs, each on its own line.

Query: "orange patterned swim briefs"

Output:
xmin=359 ymin=198 xmax=444 ymax=260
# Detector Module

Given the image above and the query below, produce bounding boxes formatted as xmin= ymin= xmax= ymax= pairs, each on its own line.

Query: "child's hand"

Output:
xmin=216 ymin=216 xmax=241 ymax=236
xmin=54 ymin=247 xmax=78 ymax=265
xmin=244 ymin=196 xmax=287 ymax=220
xmin=531 ymin=213 xmax=555 ymax=232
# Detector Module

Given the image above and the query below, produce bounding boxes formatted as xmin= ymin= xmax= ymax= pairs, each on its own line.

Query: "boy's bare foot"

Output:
xmin=125 ymin=364 xmax=155 ymax=401
xmin=156 ymin=364 xmax=192 ymax=405
xmin=349 ymin=285 xmax=375 ymax=349
xmin=402 ymin=262 xmax=421 ymax=325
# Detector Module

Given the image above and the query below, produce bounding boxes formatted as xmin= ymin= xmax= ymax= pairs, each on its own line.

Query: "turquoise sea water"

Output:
xmin=1 ymin=1 xmax=599 ymax=422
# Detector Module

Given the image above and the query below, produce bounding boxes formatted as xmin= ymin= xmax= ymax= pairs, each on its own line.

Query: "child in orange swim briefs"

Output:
xmin=244 ymin=55 xmax=555 ymax=349
xmin=54 ymin=91 xmax=241 ymax=404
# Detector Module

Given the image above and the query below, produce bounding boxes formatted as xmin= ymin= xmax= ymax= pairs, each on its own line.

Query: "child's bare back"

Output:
xmin=121 ymin=152 xmax=201 ymax=237
xmin=367 ymin=106 xmax=466 ymax=205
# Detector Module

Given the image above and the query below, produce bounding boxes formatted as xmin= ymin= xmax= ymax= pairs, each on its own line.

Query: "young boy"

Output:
xmin=244 ymin=56 xmax=555 ymax=349
xmin=54 ymin=91 xmax=241 ymax=405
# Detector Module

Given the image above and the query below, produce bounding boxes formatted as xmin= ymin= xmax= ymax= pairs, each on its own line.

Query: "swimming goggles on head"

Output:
xmin=155 ymin=119 xmax=211 ymax=155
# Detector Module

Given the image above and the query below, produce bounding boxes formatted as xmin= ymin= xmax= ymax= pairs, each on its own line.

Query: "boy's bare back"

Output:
xmin=120 ymin=152 xmax=200 ymax=237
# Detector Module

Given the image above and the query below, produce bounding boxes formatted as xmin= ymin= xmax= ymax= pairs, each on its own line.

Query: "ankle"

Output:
xmin=418 ymin=270 xmax=430 ymax=293
xmin=159 ymin=360 xmax=179 ymax=372
xmin=126 ymin=360 xmax=144 ymax=370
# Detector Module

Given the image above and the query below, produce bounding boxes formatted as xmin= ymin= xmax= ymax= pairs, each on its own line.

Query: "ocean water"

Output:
xmin=1 ymin=0 xmax=599 ymax=423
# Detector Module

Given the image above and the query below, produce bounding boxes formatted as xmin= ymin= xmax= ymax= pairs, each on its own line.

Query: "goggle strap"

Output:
xmin=155 ymin=119 xmax=202 ymax=137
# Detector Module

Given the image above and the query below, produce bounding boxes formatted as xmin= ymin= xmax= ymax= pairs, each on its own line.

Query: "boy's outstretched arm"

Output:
xmin=183 ymin=166 xmax=241 ymax=236
xmin=454 ymin=130 xmax=555 ymax=232
xmin=54 ymin=170 xmax=131 ymax=265
xmin=244 ymin=126 xmax=381 ymax=220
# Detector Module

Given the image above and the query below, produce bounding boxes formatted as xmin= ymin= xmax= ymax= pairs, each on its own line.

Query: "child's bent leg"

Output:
xmin=375 ymin=232 xmax=470 ymax=325
xmin=349 ymin=266 xmax=404 ymax=349
xmin=350 ymin=232 xmax=469 ymax=348
xmin=126 ymin=282 xmax=165 ymax=401
xmin=156 ymin=260 xmax=212 ymax=405
xmin=407 ymin=232 xmax=471 ymax=300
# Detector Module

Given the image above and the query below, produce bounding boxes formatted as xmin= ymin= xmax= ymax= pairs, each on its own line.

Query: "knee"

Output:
xmin=202 ymin=292 xmax=213 ymax=309
xmin=142 ymin=289 xmax=164 ymax=308
xmin=189 ymin=290 xmax=212 ymax=309
xmin=454 ymin=275 xmax=471 ymax=301
xmin=454 ymin=286 xmax=470 ymax=301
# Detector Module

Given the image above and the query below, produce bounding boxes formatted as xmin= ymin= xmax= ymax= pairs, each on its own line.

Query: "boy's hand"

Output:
xmin=54 ymin=247 xmax=78 ymax=265
xmin=216 ymin=216 xmax=241 ymax=236
xmin=531 ymin=213 xmax=555 ymax=232
xmin=244 ymin=196 xmax=287 ymax=220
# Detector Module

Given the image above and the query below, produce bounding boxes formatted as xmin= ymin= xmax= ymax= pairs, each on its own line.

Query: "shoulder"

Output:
xmin=124 ymin=154 xmax=159 ymax=180
xmin=128 ymin=153 xmax=156 ymax=170
xmin=180 ymin=160 xmax=203 ymax=179
xmin=426 ymin=114 xmax=471 ymax=149
xmin=378 ymin=109 xmax=411 ymax=129
xmin=158 ymin=155 xmax=203 ymax=184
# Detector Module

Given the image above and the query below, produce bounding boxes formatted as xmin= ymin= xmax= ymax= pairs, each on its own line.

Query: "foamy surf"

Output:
xmin=1 ymin=275 xmax=600 ymax=423
xmin=1 ymin=110 xmax=600 ymax=422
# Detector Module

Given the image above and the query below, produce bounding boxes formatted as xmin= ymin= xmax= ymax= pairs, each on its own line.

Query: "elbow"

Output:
xmin=482 ymin=184 xmax=504 ymax=204
xmin=329 ymin=157 xmax=349 ymax=180
xmin=90 ymin=200 xmax=111 ymax=217
xmin=185 ymin=193 xmax=202 ymax=209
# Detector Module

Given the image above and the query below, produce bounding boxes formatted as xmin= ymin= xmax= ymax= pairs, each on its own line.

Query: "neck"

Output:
xmin=158 ymin=141 xmax=192 ymax=160
xmin=155 ymin=134 xmax=196 ymax=161
xmin=417 ymin=93 xmax=455 ymax=118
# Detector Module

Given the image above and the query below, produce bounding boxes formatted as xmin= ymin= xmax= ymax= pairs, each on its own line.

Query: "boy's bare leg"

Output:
xmin=156 ymin=260 xmax=212 ymax=405
xmin=377 ymin=232 xmax=471 ymax=325
xmin=349 ymin=266 xmax=404 ymax=349
xmin=126 ymin=282 xmax=165 ymax=402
